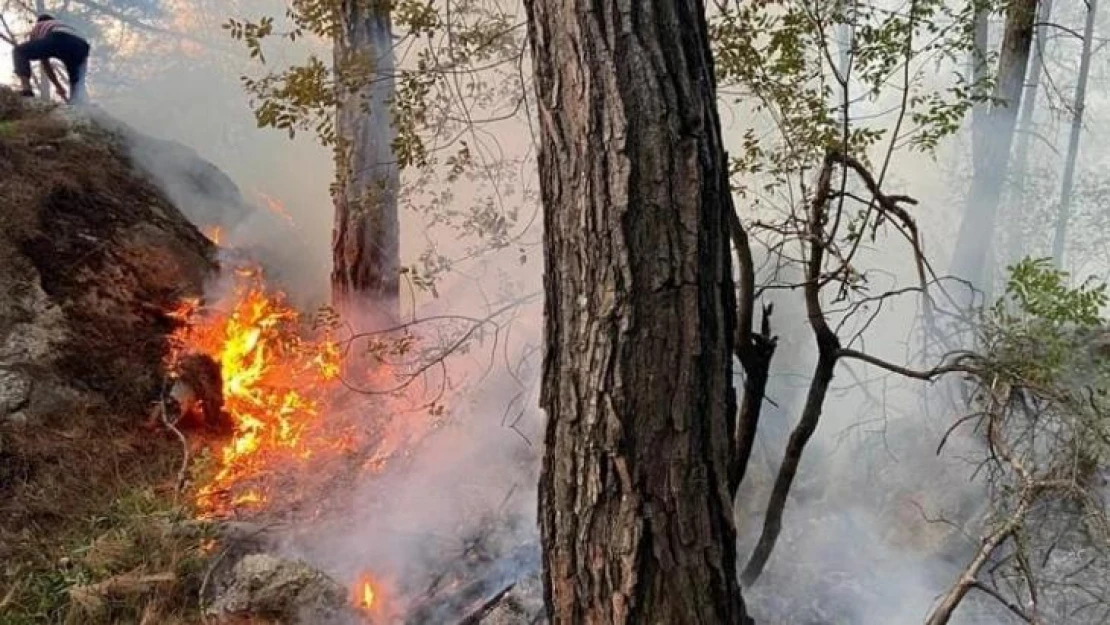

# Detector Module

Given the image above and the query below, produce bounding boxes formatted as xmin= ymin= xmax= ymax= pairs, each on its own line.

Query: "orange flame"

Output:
xmin=166 ymin=265 xmax=342 ymax=516
xmin=352 ymin=572 xmax=378 ymax=614
xmin=202 ymin=225 xmax=223 ymax=246
xmin=361 ymin=581 xmax=375 ymax=609
xmin=254 ymin=189 xmax=297 ymax=228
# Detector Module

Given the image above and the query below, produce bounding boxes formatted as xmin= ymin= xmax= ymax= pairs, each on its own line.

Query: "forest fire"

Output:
xmin=166 ymin=265 xmax=344 ymax=516
xmin=354 ymin=573 xmax=377 ymax=611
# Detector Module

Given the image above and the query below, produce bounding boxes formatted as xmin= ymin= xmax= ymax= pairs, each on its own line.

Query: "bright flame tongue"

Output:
xmin=352 ymin=572 xmax=378 ymax=615
xmin=168 ymin=266 xmax=341 ymax=516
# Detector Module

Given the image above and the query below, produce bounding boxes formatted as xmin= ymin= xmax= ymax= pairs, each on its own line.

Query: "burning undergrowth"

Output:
xmin=159 ymin=245 xmax=542 ymax=622
xmin=165 ymin=263 xmax=347 ymax=518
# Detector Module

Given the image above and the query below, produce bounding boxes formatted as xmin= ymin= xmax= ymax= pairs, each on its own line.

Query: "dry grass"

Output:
xmin=0 ymin=409 xmax=214 ymax=625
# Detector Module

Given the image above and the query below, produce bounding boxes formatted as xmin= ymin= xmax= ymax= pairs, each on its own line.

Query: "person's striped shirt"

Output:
xmin=28 ymin=19 xmax=79 ymax=42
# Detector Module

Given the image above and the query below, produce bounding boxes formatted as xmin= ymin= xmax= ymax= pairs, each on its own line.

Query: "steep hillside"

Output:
xmin=0 ymin=88 xmax=217 ymax=419
xmin=0 ymin=87 xmax=220 ymax=624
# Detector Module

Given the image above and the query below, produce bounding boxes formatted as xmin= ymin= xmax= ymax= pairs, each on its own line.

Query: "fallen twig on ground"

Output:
xmin=156 ymin=378 xmax=189 ymax=494
xmin=457 ymin=583 xmax=515 ymax=625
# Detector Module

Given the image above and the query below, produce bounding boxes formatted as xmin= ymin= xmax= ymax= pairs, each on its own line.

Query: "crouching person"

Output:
xmin=12 ymin=14 xmax=90 ymax=104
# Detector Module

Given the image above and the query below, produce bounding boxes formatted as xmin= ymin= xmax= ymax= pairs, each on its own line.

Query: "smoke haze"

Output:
xmin=10 ymin=0 xmax=1108 ymax=622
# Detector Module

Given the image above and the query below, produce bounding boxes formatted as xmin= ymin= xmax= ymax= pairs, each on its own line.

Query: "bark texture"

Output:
xmin=950 ymin=0 xmax=1038 ymax=291
xmin=525 ymin=1 xmax=751 ymax=623
xmin=332 ymin=0 xmax=400 ymax=320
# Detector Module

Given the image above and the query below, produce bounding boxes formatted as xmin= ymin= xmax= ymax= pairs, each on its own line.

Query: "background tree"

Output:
xmin=226 ymin=1 xmax=529 ymax=324
xmin=950 ymin=0 xmax=1038 ymax=291
xmin=1049 ymin=0 xmax=1098 ymax=265
xmin=331 ymin=0 xmax=401 ymax=318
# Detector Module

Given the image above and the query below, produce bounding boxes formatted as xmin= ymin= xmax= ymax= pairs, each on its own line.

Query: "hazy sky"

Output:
xmin=1 ymin=9 xmax=25 ymax=81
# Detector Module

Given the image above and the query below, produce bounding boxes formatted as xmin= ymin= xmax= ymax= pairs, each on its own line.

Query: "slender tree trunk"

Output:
xmin=968 ymin=2 xmax=991 ymax=291
xmin=969 ymin=2 xmax=990 ymax=165
xmin=1050 ymin=0 xmax=1098 ymax=266
xmin=332 ymin=0 xmax=400 ymax=322
xmin=950 ymin=0 xmax=1038 ymax=292
xmin=525 ymin=1 xmax=751 ymax=623
xmin=1004 ymin=0 xmax=1053 ymax=266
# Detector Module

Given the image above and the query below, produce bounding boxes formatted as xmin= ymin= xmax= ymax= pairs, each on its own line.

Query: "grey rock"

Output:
xmin=0 ymin=369 xmax=31 ymax=417
xmin=207 ymin=554 xmax=362 ymax=625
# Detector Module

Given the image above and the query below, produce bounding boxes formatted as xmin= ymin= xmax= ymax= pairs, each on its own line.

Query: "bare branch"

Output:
xmin=742 ymin=153 xmax=840 ymax=586
xmin=838 ymin=347 xmax=976 ymax=380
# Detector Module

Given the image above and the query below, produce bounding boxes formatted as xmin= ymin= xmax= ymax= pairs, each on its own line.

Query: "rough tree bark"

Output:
xmin=525 ymin=1 xmax=752 ymax=623
xmin=949 ymin=0 xmax=1038 ymax=292
xmin=332 ymin=0 xmax=400 ymax=321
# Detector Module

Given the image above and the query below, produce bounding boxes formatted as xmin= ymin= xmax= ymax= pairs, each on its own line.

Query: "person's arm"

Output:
xmin=41 ymin=60 xmax=67 ymax=101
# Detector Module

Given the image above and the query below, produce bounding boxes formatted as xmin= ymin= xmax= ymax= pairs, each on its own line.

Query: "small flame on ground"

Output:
xmin=352 ymin=572 xmax=377 ymax=613
xmin=232 ymin=490 xmax=264 ymax=507
xmin=361 ymin=582 xmax=375 ymax=609
xmin=202 ymin=225 xmax=223 ymax=246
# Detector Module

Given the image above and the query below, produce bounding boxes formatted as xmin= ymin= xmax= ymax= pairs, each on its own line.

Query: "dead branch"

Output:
xmin=925 ymin=491 xmax=1030 ymax=625
xmin=723 ymin=141 xmax=782 ymax=495
xmin=456 ymin=583 xmax=516 ymax=625
xmin=827 ymin=149 xmax=945 ymax=350
xmin=69 ymin=571 xmax=176 ymax=610
xmin=742 ymin=153 xmax=840 ymax=586
xmin=338 ymin=294 xmax=538 ymax=396
xmin=730 ymin=302 xmax=776 ymax=493
xmin=926 ymin=362 xmax=1110 ymax=623
xmin=838 ymin=347 xmax=977 ymax=380
xmin=156 ymin=379 xmax=189 ymax=495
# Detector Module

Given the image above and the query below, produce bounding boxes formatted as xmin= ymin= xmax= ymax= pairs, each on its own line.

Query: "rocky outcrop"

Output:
xmin=0 ymin=87 xmax=216 ymax=421
xmin=206 ymin=554 xmax=361 ymax=625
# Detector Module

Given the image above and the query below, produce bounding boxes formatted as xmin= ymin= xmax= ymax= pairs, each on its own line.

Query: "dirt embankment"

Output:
xmin=0 ymin=87 xmax=222 ymax=623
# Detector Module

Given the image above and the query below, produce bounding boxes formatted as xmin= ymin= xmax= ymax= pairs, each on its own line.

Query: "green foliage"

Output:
xmin=243 ymin=57 xmax=336 ymax=142
xmin=982 ymin=258 xmax=1110 ymax=441
xmin=997 ymin=257 xmax=1107 ymax=328
xmin=711 ymin=0 xmax=997 ymax=199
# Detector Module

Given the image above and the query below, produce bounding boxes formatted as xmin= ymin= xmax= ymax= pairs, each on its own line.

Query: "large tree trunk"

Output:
xmin=332 ymin=0 xmax=400 ymax=321
xmin=525 ymin=1 xmax=751 ymax=623
xmin=949 ymin=0 xmax=1038 ymax=292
